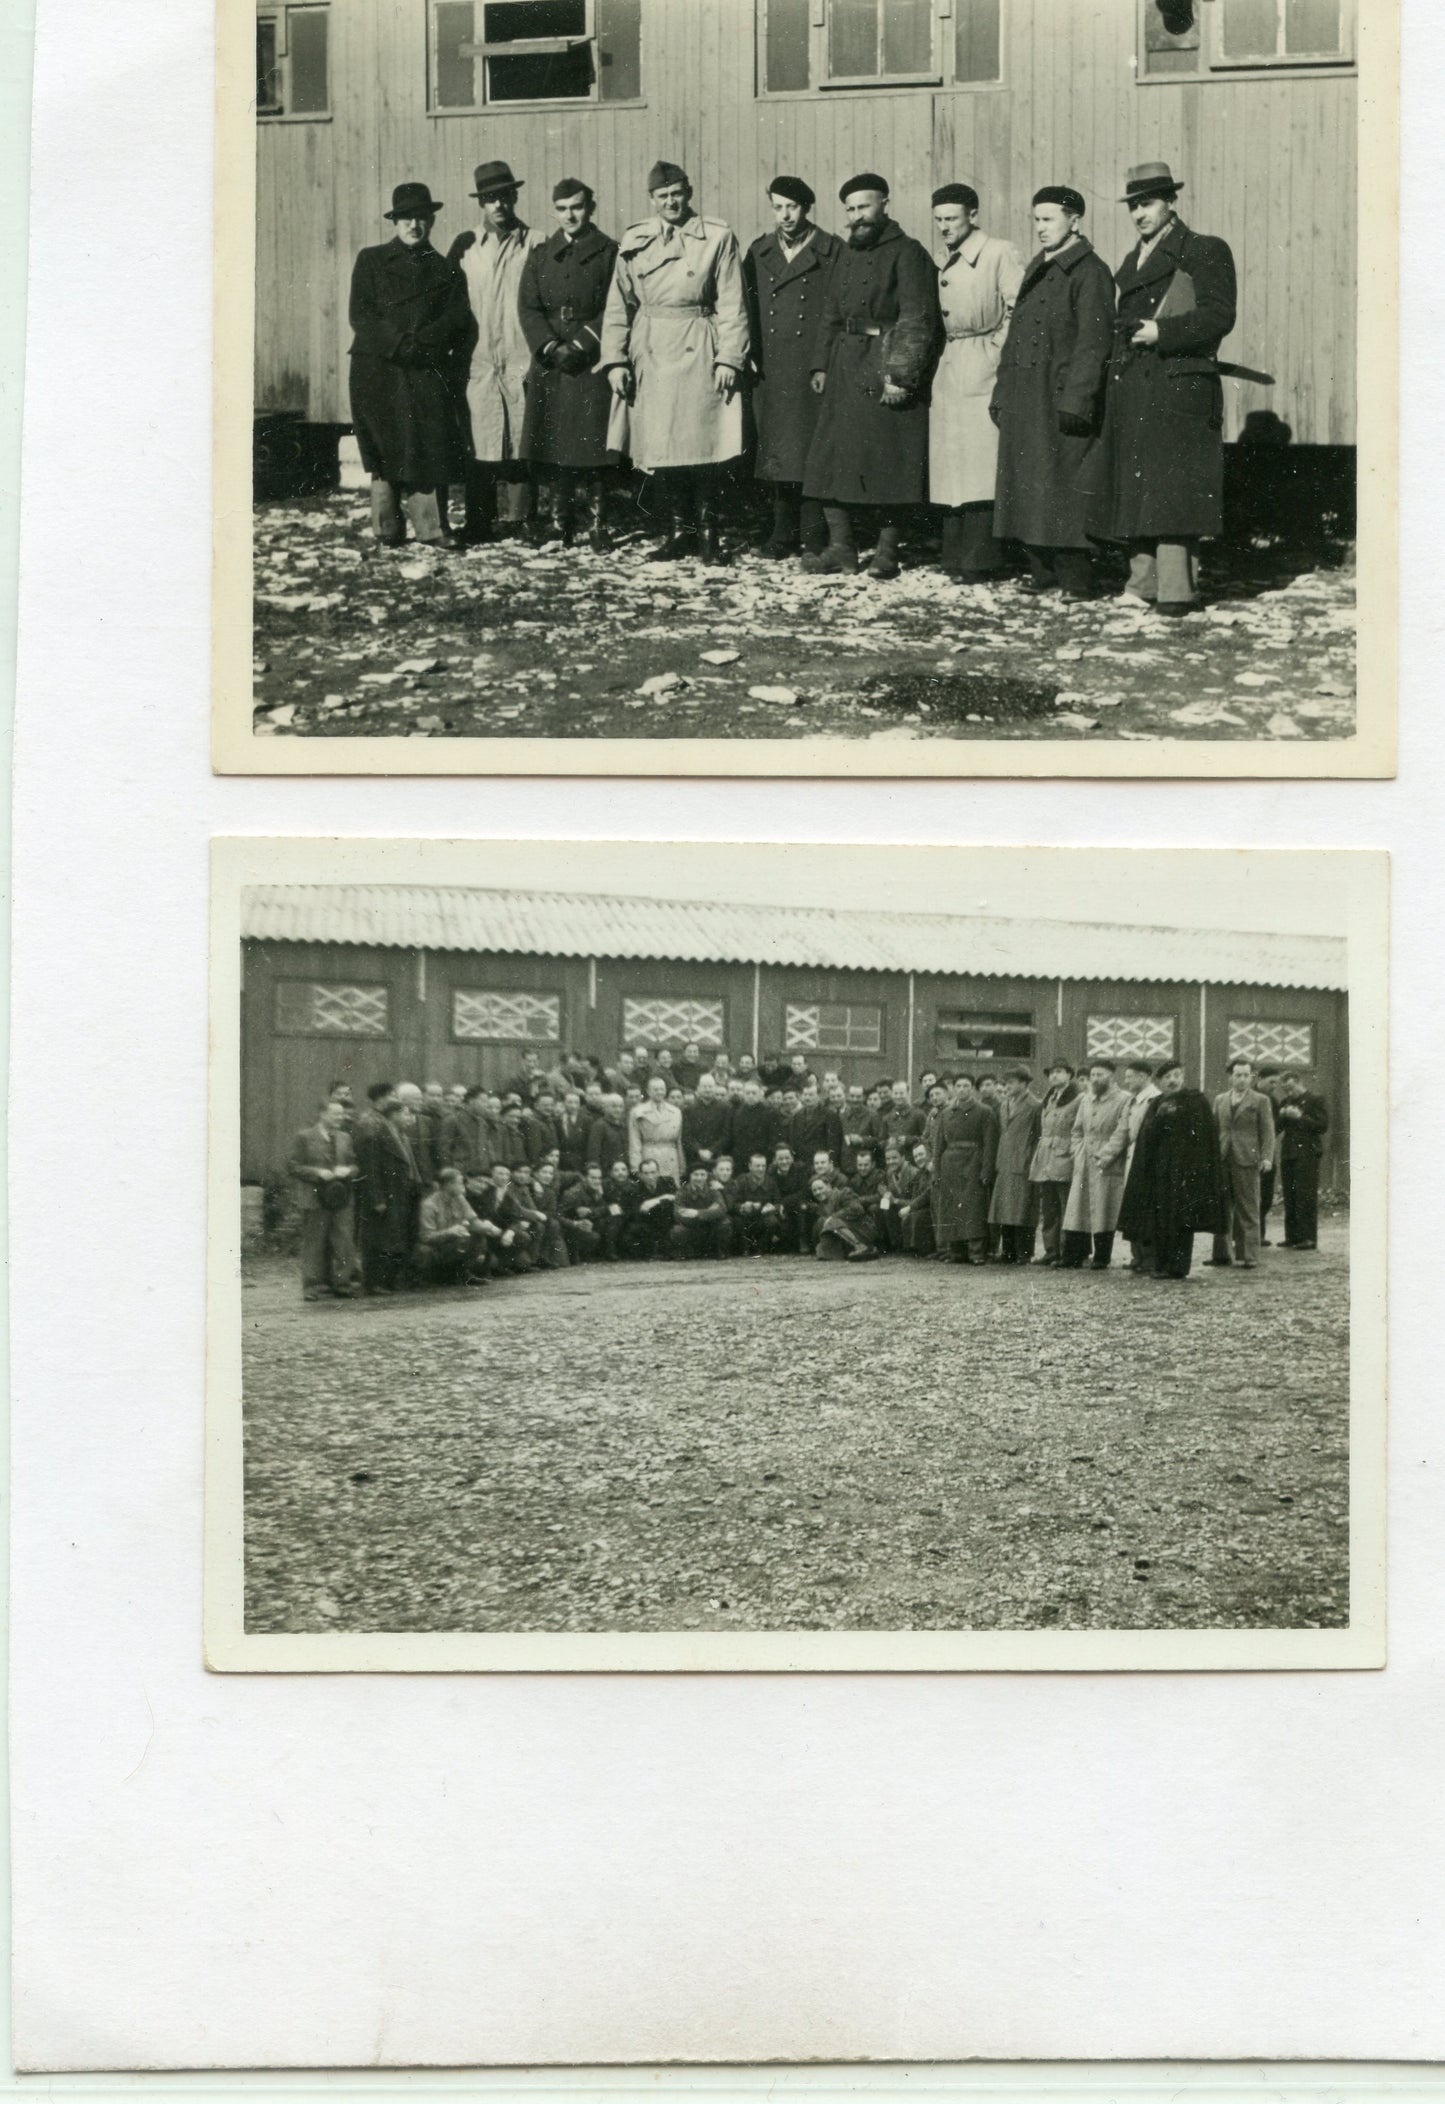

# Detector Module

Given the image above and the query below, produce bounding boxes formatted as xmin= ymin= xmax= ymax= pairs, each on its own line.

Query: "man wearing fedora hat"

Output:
xmin=347 ymin=182 xmax=476 ymax=549
xmin=449 ymin=161 xmax=545 ymax=542
xmin=1082 ymin=163 xmax=1239 ymax=615
xmin=599 ymin=161 xmax=750 ymax=564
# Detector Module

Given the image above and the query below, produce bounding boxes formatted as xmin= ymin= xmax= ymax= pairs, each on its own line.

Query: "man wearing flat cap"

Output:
xmin=517 ymin=179 xmax=620 ymax=551
xmin=742 ymin=177 xmax=841 ymax=559
xmin=991 ymin=186 xmax=1116 ymax=598
xmin=929 ymin=183 xmax=1024 ymax=583
xmin=802 ymin=174 xmax=941 ymax=580
xmin=347 ymin=183 xmax=477 ymax=549
xmin=1082 ymin=164 xmax=1239 ymax=615
xmin=599 ymin=162 xmax=750 ymax=564
xmin=449 ymin=161 xmax=545 ymax=542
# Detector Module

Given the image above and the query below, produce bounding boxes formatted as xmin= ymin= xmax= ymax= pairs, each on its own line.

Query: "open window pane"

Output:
xmin=289 ymin=8 xmax=330 ymax=113
xmin=828 ymin=0 xmax=880 ymax=79
xmin=1219 ymin=0 xmax=1283 ymax=60
xmin=484 ymin=0 xmax=588 ymax=33
xmin=765 ymin=0 xmax=812 ymax=91
xmin=1284 ymin=0 xmax=1343 ymax=54
xmin=1142 ymin=0 xmax=1201 ymax=74
xmin=880 ymin=0 xmax=931 ymax=75
xmin=435 ymin=0 xmax=478 ymax=106
xmin=935 ymin=1009 xmax=1035 ymax=1063
xmin=598 ymin=0 xmax=641 ymax=99
xmin=487 ymin=44 xmax=594 ymax=97
xmin=955 ymin=0 xmax=1001 ymax=83
xmin=256 ymin=17 xmax=283 ymax=110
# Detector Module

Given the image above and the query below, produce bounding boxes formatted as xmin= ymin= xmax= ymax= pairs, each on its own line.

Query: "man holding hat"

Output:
xmin=742 ymin=177 xmax=841 ymax=560
xmin=517 ymin=179 xmax=620 ymax=551
xmin=802 ymin=174 xmax=941 ymax=580
xmin=599 ymin=162 xmax=750 ymax=564
xmin=928 ymin=183 xmax=1024 ymax=582
xmin=991 ymin=187 xmax=1115 ymax=598
xmin=1083 ymin=163 xmax=1239 ymax=615
xmin=347 ymin=182 xmax=476 ymax=549
xmin=449 ymin=161 xmax=545 ymax=542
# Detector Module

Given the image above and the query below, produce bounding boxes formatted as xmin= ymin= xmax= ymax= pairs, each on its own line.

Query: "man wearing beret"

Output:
xmin=1082 ymin=164 xmax=1239 ymax=615
xmin=347 ymin=183 xmax=476 ymax=549
xmin=929 ymin=183 xmax=1024 ymax=582
xmin=802 ymin=174 xmax=941 ymax=579
xmin=991 ymin=187 xmax=1116 ymax=598
xmin=599 ymin=162 xmax=750 ymax=564
xmin=742 ymin=177 xmax=842 ymax=559
xmin=449 ymin=160 xmax=545 ymax=542
xmin=517 ymin=179 xmax=620 ymax=551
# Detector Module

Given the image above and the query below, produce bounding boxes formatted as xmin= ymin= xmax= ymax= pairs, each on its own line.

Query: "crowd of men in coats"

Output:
xmin=285 ymin=1041 xmax=1330 ymax=1302
xmin=346 ymin=150 xmax=1242 ymax=611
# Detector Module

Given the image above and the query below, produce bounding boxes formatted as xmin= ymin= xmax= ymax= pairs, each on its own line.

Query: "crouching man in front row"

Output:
xmin=416 ymin=1167 xmax=491 ymax=1284
xmin=669 ymin=1165 xmax=734 ymax=1258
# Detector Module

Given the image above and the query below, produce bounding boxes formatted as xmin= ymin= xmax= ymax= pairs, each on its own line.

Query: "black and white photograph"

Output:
xmin=217 ymin=0 xmax=1396 ymax=774
xmin=207 ymin=839 xmax=1386 ymax=1671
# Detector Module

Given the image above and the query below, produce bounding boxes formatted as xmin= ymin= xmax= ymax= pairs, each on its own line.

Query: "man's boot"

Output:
xmin=698 ymin=479 xmax=729 ymax=566
xmin=762 ymin=484 xmax=801 ymax=558
xmin=802 ymin=504 xmax=857 ymax=575
xmin=799 ymin=498 xmax=827 ymax=556
xmin=939 ymin=511 xmax=965 ymax=578
xmin=651 ymin=477 xmax=697 ymax=560
xmin=539 ymin=475 xmax=573 ymax=546
xmin=586 ymin=477 xmax=612 ymax=553
xmin=866 ymin=519 xmax=902 ymax=581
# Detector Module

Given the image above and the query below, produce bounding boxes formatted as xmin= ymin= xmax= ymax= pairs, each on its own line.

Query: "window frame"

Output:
xmin=450 ymin=987 xmax=564 ymax=1046
xmin=757 ymin=0 xmax=1005 ymax=101
xmin=274 ymin=979 xmax=391 ymax=1040
xmin=256 ymin=2 xmax=332 ymax=125
xmin=932 ymin=1006 xmax=1036 ymax=1066
xmin=1137 ymin=0 xmax=1356 ymax=83
xmin=1084 ymin=1013 xmax=1180 ymax=1065
xmin=429 ymin=0 xmax=646 ymax=115
xmin=621 ymin=995 xmax=728 ymax=1051
xmin=785 ymin=1001 xmax=886 ymax=1057
xmin=1225 ymin=1017 xmax=1317 ymax=1070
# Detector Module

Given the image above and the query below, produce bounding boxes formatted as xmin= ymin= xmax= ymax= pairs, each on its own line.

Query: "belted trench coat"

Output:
xmin=517 ymin=223 xmax=620 ymax=468
xmin=598 ymin=213 xmax=750 ymax=470
xmin=803 ymin=218 xmax=941 ymax=508
xmin=743 ymin=226 xmax=843 ymax=484
xmin=930 ymin=229 xmax=1024 ymax=508
xmin=991 ymin=236 xmax=1116 ymax=548
xmin=1063 ymin=1085 xmax=1131 ymax=1235
xmin=449 ymin=220 xmax=546 ymax=462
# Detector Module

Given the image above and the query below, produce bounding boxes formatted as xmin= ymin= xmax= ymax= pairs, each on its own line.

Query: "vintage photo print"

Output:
xmin=214 ymin=0 xmax=1397 ymax=777
xmin=206 ymin=839 xmax=1387 ymax=1670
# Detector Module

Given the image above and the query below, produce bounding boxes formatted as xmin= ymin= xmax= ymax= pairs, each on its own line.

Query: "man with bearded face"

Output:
xmin=801 ymin=173 xmax=942 ymax=580
xmin=1118 ymin=1060 xmax=1229 ymax=1279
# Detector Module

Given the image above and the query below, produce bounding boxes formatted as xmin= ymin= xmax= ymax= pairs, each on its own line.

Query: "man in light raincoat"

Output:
xmin=928 ymin=182 xmax=1023 ymax=582
xmin=599 ymin=161 xmax=750 ymax=564
xmin=450 ymin=159 xmax=544 ymax=541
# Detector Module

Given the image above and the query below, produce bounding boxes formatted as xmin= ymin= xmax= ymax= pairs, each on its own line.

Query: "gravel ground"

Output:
xmin=242 ymin=1221 xmax=1350 ymax=1635
xmin=252 ymin=492 xmax=1356 ymax=744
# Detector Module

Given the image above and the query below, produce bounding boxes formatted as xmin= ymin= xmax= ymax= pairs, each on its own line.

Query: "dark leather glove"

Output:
xmin=1057 ymin=408 xmax=1092 ymax=437
xmin=556 ymin=341 xmax=593 ymax=375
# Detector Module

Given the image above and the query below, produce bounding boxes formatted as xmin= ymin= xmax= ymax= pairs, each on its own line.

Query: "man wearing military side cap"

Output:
xmin=991 ymin=186 xmax=1116 ymax=598
xmin=1082 ymin=163 xmax=1240 ymax=616
xmin=599 ymin=161 xmax=750 ymax=564
xmin=743 ymin=176 xmax=841 ymax=560
xmin=802 ymin=173 xmax=941 ymax=580
xmin=929 ymin=181 xmax=1024 ymax=583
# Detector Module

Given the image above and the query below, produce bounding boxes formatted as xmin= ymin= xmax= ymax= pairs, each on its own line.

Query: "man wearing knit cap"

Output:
xmin=802 ymin=174 xmax=941 ymax=580
xmin=742 ymin=177 xmax=841 ymax=559
xmin=1082 ymin=163 xmax=1240 ymax=615
xmin=449 ymin=160 xmax=545 ymax=542
xmin=991 ymin=186 xmax=1116 ymax=598
xmin=928 ymin=182 xmax=1024 ymax=583
xmin=599 ymin=161 xmax=750 ymax=564
xmin=517 ymin=179 xmax=620 ymax=551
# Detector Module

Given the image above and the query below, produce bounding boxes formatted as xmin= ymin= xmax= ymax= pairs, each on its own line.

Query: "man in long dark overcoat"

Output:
xmin=1117 ymin=1060 xmax=1228 ymax=1280
xmin=353 ymin=1085 xmax=423 ymax=1293
xmin=743 ymin=176 xmax=842 ymax=559
xmin=991 ymin=186 xmax=1116 ymax=597
xmin=931 ymin=1076 xmax=999 ymax=1264
xmin=347 ymin=183 xmax=476 ymax=549
xmin=1274 ymin=1072 xmax=1330 ymax=1251
xmin=803 ymin=173 xmax=941 ymax=580
xmin=517 ymin=177 xmax=621 ymax=551
xmin=1083 ymin=163 xmax=1239 ymax=615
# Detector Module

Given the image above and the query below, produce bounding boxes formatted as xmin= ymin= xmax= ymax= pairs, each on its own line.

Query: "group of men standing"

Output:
xmin=284 ymin=1045 xmax=1327 ymax=1302
xmin=347 ymin=153 xmax=1239 ymax=610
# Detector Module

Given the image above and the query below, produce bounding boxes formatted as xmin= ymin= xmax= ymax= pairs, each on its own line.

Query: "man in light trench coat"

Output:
xmin=929 ymin=183 xmax=1023 ymax=582
xmin=1060 ymin=1059 xmax=1131 ymax=1269
xmin=450 ymin=159 xmax=545 ymax=541
xmin=600 ymin=160 xmax=750 ymax=565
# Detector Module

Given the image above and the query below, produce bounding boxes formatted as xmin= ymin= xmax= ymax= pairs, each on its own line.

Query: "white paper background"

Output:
xmin=10 ymin=0 xmax=1444 ymax=2074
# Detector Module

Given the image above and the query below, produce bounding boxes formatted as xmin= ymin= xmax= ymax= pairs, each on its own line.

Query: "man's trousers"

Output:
xmin=1212 ymin=1162 xmax=1263 ymax=1265
xmin=1124 ymin=540 xmax=1200 ymax=609
xmin=669 ymin=1218 xmax=733 ymax=1259
xmin=1034 ymin=1181 xmax=1071 ymax=1259
xmin=300 ymin=1207 xmax=358 ymax=1294
xmin=369 ymin=478 xmax=451 ymax=547
xmin=1061 ymin=1230 xmax=1115 ymax=1269
xmin=1281 ymin=1155 xmax=1322 ymax=1247
xmin=1151 ymin=1229 xmax=1197 ymax=1279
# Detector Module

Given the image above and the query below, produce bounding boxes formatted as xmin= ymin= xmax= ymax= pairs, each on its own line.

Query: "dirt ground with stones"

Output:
xmin=252 ymin=491 xmax=1356 ymax=745
xmin=242 ymin=1221 xmax=1349 ymax=1635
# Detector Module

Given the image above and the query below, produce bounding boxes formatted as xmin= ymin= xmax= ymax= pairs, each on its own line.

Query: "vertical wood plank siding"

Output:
xmin=256 ymin=0 xmax=1357 ymax=446
xmin=242 ymin=940 xmax=1349 ymax=1196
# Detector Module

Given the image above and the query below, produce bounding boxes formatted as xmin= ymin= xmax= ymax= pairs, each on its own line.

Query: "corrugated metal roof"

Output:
xmin=240 ymin=886 xmax=1347 ymax=991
